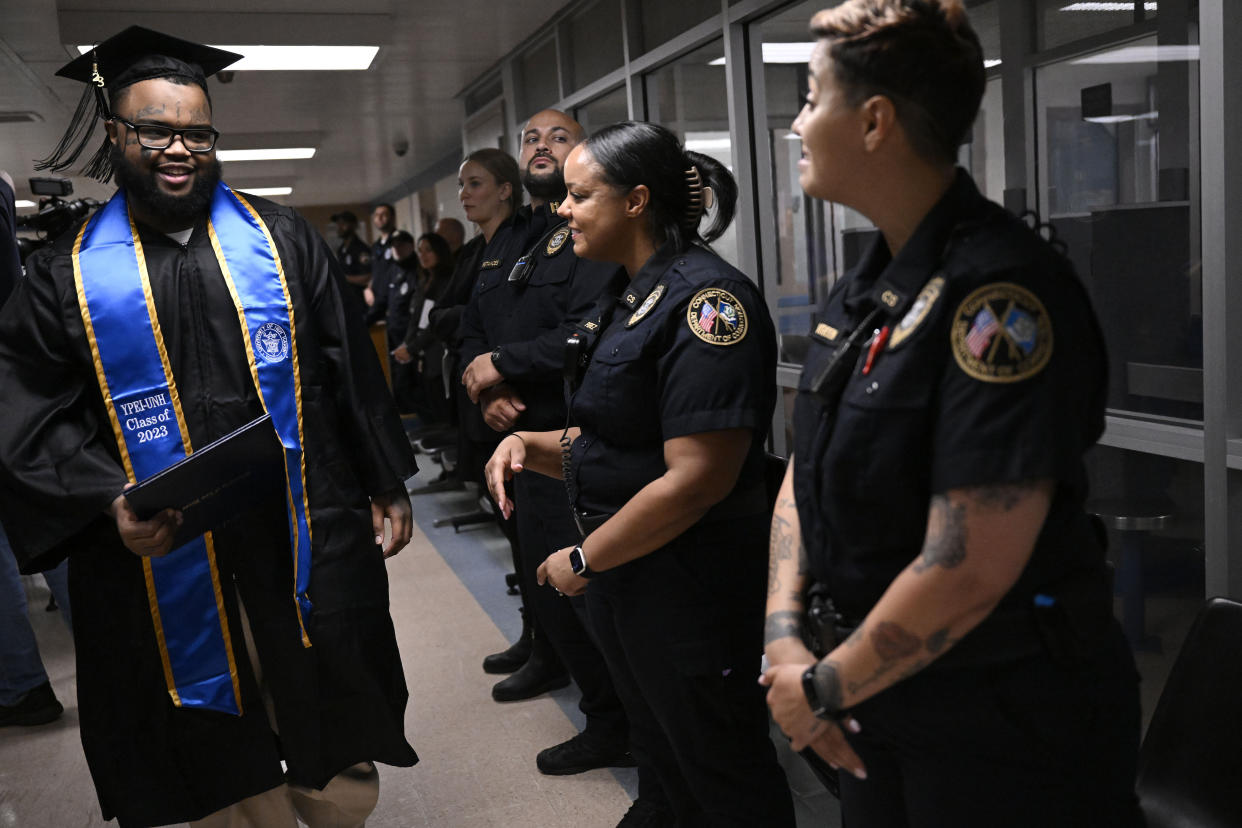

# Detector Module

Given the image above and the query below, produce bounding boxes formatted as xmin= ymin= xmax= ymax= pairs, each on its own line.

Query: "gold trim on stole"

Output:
xmin=211 ymin=191 xmax=313 ymax=647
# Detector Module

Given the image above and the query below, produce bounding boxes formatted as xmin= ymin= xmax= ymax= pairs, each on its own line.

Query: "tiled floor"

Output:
xmin=0 ymin=466 xmax=843 ymax=827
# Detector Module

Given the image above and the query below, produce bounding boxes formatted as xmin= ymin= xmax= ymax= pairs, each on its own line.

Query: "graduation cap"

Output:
xmin=37 ymin=26 xmax=241 ymax=182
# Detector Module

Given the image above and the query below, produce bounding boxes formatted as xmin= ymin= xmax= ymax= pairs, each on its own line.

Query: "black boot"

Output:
xmin=491 ymin=635 xmax=569 ymax=702
xmin=482 ymin=607 xmax=534 ymax=675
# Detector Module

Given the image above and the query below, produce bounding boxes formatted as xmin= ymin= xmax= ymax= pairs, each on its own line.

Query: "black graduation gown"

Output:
xmin=0 ymin=193 xmax=418 ymax=827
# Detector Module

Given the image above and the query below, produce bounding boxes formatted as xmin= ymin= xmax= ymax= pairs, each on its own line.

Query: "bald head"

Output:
xmin=520 ymin=109 xmax=585 ymax=205
xmin=434 ymin=217 xmax=465 ymax=252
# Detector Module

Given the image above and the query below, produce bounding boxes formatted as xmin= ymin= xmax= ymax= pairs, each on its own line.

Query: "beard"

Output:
xmin=522 ymin=155 xmax=567 ymax=202
xmin=110 ymin=144 xmax=222 ymax=227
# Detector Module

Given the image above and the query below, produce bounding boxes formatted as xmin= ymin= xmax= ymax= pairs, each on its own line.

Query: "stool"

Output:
xmin=1090 ymin=498 xmax=1173 ymax=653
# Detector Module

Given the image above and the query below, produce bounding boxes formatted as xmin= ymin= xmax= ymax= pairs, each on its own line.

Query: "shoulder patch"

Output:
xmin=626 ymin=284 xmax=666 ymax=327
xmin=889 ymin=276 xmax=945 ymax=350
xmin=950 ymin=282 xmax=1052 ymax=383
xmin=687 ymin=287 xmax=748 ymax=346
xmin=546 ymin=226 xmax=570 ymax=256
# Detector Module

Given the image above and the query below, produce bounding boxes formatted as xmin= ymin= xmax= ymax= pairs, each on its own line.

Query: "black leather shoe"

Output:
xmin=491 ymin=640 xmax=569 ymax=702
xmin=616 ymin=799 xmax=676 ymax=827
xmin=536 ymin=733 xmax=636 ymax=775
xmin=483 ymin=633 xmax=532 ymax=674
xmin=0 ymin=682 xmax=63 ymax=727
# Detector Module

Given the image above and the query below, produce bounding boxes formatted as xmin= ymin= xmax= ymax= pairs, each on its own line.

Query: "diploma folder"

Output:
xmin=125 ymin=414 xmax=286 ymax=548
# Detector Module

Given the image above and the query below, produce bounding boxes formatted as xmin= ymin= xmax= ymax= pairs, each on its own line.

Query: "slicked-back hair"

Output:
xmin=462 ymin=148 xmax=522 ymax=214
xmin=811 ymin=0 xmax=984 ymax=165
xmin=581 ymin=121 xmax=737 ymax=253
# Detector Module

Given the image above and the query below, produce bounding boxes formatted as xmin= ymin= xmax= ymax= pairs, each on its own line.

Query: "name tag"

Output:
xmin=812 ymin=322 xmax=839 ymax=343
xmin=481 ymin=259 xmax=502 ymax=270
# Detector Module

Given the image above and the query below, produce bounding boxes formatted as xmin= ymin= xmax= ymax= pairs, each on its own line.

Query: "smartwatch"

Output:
xmin=568 ymin=545 xmax=595 ymax=579
xmin=802 ymin=664 xmax=849 ymax=723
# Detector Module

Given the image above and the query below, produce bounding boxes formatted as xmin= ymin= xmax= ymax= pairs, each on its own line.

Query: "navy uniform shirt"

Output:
xmin=458 ymin=202 xmax=626 ymax=432
xmin=792 ymin=170 xmax=1109 ymax=626
xmin=365 ymin=234 xmax=396 ymax=325
xmin=571 ymin=244 xmax=777 ymax=516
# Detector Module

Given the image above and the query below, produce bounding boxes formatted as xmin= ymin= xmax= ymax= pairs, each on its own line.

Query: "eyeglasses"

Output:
xmin=111 ymin=117 xmax=220 ymax=153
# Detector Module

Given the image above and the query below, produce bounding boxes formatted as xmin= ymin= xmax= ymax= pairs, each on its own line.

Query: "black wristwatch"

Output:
xmin=802 ymin=664 xmax=849 ymax=723
xmin=568 ymin=545 xmax=595 ymax=579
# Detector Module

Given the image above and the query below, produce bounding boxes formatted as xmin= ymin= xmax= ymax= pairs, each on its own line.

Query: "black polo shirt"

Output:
xmin=570 ymin=244 xmax=777 ymax=516
xmin=792 ymin=170 xmax=1110 ymax=625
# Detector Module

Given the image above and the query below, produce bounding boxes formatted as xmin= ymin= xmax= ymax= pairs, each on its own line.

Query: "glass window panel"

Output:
xmin=1036 ymin=22 xmax=1201 ymax=420
xmin=515 ymin=37 xmax=561 ymax=121
xmin=961 ymin=75 xmax=1006 ymax=202
xmin=1037 ymin=0 xmax=1155 ymax=52
xmin=567 ymin=1 xmax=624 ymax=89
xmin=574 ymin=85 xmax=630 ymax=135
xmin=1085 ymin=445 xmax=1203 ymax=727
xmin=636 ymin=0 xmax=719 ymax=54
xmin=642 ymin=40 xmax=739 ymax=268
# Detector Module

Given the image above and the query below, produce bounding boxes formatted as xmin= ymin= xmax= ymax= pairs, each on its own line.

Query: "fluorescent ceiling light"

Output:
xmin=217 ymin=148 xmax=316 ymax=161
xmin=1072 ymin=44 xmax=1198 ymax=64
xmin=236 ymin=186 xmax=293 ymax=196
xmin=1060 ymin=2 xmax=1157 ymax=11
xmin=684 ymin=138 xmax=732 ymax=152
xmin=1084 ymin=111 xmax=1158 ymax=123
xmin=77 ymin=45 xmax=378 ymax=71
xmin=15 ymin=200 xmax=35 ymax=209
xmin=713 ymin=43 xmax=1001 ymax=69
xmin=709 ymin=42 xmax=815 ymax=65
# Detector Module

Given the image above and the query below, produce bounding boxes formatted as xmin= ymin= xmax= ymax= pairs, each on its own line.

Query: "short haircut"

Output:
xmin=811 ymin=0 xmax=984 ymax=165
xmin=372 ymin=202 xmax=396 ymax=216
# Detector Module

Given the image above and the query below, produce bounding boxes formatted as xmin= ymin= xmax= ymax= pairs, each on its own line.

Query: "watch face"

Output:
xmin=569 ymin=548 xmax=585 ymax=575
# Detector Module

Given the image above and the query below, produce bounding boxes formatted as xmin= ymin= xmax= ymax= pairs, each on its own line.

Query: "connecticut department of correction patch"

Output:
xmin=950 ymin=282 xmax=1052 ymax=383
xmin=687 ymin=287 xmax=748 ymax=345
xmin=546 ymin=226 xmax=570 ymax=256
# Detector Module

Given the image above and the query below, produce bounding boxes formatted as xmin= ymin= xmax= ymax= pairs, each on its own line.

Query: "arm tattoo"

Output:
xmin=967 ymin=481 xmax=1039 ymax=512
xmin=871 ymin=621 xmax=921 ymax=661
xmin=764 ymin=609 xmax=803 ymax=646
xmin=912 ymin=495 xmax=967 ymax=573
xmin=767 ymin=510 xmax=795 ymax=596
xmin=925 ymin=626 xmax=957 ymax=654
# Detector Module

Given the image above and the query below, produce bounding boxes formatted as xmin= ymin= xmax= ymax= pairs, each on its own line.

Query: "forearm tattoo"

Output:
xmin=912 ymin=495 xmax=967 ymax=573
xmin=764 ymin=609 xmax=803 ymax=646
xmin=844 ymin=621 xmax=959 ymax=696
xmin=767 ymin=499 xmax=797 ymax=596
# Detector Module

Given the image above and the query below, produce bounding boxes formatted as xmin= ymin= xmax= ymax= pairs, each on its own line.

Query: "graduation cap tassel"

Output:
xmin=81 ymin=135 xmax=115 ymax=183
xmin=34 ymin=82 xmax=110 ymax=175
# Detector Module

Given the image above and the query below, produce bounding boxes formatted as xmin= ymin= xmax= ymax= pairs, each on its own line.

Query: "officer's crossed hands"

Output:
xmin=462 ymin=351 xmax=503 ymax=402
xmin=480 ymin=384 xmax=526 ymax=432
xmin=760 ymin=661 xmax=866 ymax=780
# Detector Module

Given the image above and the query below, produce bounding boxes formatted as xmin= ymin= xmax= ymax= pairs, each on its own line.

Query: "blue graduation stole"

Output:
xmin=72 ymin=182 xmax=313 ymax=716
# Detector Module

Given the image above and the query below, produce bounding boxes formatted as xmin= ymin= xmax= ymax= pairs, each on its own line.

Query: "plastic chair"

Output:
xmin=1136 ymin=597 xmax=1242 ymax=828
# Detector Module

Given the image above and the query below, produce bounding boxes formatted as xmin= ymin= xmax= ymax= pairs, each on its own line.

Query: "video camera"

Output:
xmin=16 ymin=177 xmax=103 ymax=261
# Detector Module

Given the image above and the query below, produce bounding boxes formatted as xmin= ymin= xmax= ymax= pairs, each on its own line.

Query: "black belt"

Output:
xmin=574 ymin=482 xmax=768 ymax=540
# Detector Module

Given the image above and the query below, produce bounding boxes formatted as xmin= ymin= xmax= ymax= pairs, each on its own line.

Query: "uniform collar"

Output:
xmin=619 ymin=243 xmax=679 ymax=310
xmin=844 ymin=168 xmax=984 ymax=315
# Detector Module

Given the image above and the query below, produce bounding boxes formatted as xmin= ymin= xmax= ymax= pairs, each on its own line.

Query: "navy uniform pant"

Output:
xmin=514 ymin=472 xmax=627 ymax=745
xmin=584 ymin=514 xmax=795 ymax=827
xmin=838 ymin=622 xmax=1143 ymax=827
